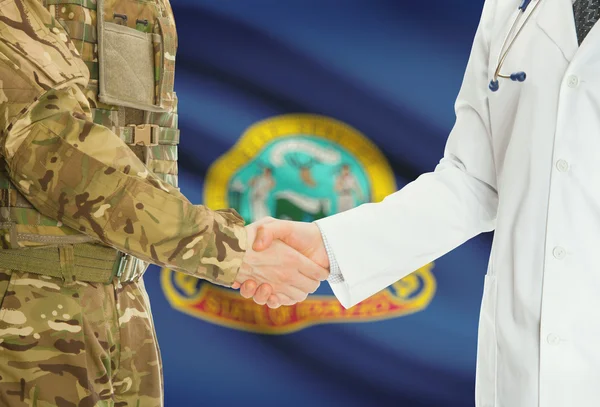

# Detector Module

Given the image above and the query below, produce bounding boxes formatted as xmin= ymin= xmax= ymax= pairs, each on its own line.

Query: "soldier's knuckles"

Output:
xmin=240 ymin=287 xmax=253 ymax=298
xmin=257 ymin=284 xmax=271 ymax=297
xmin=267 ymin=295 xmax=280 ymax=308
xmin=254 ymin=295 xmax=267 ymax=305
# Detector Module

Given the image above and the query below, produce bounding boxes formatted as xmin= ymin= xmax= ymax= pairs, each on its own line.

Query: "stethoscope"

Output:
xmin=489 ymin=0 xmax=543 ymax=92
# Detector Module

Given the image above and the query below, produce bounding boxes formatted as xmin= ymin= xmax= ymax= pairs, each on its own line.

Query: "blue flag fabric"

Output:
xmin=142 ymin=1 xmax=492 ymax=406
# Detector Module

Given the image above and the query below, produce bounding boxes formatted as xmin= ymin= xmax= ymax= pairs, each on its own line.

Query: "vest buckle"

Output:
xmin=111 ymin=251 xmax=128 ymax=283
xmin=128 ymin=124 xmax=159 ymax=146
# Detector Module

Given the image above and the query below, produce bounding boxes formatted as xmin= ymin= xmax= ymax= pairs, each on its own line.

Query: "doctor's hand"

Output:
xmin=232 ymin=218 xmax=330 ymax=308
xmin=233 ymin=221 xmax=329 ymax=306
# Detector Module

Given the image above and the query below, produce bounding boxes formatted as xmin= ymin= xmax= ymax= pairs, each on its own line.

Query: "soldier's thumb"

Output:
xmin=253 ymin=222 xmax=292 ymax=251
xmin=253 ymin=224 xmax=275 ymax=251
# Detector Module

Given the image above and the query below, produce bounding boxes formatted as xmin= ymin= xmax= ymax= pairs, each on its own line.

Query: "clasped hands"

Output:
xmin=232 ymin=217 xmax=329 ymax=309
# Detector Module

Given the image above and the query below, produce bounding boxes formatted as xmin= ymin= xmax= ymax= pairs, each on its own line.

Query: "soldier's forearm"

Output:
xmin=4 ymin=85 xmax=247 ymax=285
xmin=0 ymin=0 xmax=247 ymax=284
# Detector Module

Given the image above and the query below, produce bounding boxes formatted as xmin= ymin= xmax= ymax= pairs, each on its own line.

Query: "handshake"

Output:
xmin=232 ymin=217 xmax=330 ymax=309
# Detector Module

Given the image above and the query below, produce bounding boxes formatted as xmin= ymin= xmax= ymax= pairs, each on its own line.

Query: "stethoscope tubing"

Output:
xmin=490 ymin=0 xmax=543 ymax=91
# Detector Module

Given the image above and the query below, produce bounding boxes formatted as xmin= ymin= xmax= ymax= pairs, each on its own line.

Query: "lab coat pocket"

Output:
xmin=475 ymin=274 xmax=498 ymax=407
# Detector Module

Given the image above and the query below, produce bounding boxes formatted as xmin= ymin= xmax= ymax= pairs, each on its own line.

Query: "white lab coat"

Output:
xmin=315 ymin=0 xmax=600 ymax=406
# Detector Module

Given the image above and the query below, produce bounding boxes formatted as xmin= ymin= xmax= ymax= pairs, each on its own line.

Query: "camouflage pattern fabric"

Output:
xmin=0 ymin=0 xmax=247 ymax=287
xmin=0 ymin=268 xmax=163 ymax=407
xmin=0 ymin=1 xmax=249 ymax=405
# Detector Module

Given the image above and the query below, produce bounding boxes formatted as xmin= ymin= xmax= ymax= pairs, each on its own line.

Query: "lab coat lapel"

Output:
xmin=535 ymin=0 xmax=578 ymax=61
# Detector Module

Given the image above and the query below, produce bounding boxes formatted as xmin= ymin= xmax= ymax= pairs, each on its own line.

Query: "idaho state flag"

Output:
xmin=141 ymin=1 xmax=491 ymax=406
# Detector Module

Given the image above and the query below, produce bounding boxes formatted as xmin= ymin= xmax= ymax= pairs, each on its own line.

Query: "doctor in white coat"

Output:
xmin=235 ymin=0 xmax=600 ymax=405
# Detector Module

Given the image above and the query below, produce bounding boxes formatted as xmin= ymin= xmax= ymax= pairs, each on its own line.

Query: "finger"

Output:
xmin=231 ymin=282 xmax=240 ymax=290
xmin=252 ymin=227 xmax=272 ymax=252
xmin=294 ymin=250 xmax=330 ymax=281
xmin=267 ymin=295 xmax=281 ymax=309
xmin=275 ymin=293 xmax=296 ymax=307
xmin=253 ymin=221 xmax=293 ymax=252
xmin=240 ymin=280 xmax=258 ymax=298
xmin=289 ymin=271 xmax=320 ymax=296
xmin=279 ymin=284 xmax=308 ymax=303
xmin=266 ymin=293 xmax=297 ymax=308
xmin=253 ymin=284 xmax=273 ymax=305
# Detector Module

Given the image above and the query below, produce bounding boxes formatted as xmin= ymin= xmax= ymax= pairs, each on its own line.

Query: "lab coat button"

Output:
xmin=567 ymin=75 xmax=579 ymax=88
xmin=556 ymin=159 xmax=569 ymax=172
xmin=547 ymin=333 xmax=561 ymax=345
xmin=553 ymin=246 xmax=566 ymax=260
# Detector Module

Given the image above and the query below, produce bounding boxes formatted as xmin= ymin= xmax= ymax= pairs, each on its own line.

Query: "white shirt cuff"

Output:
xmin=314 ymin=222 xmax=345 ymax=283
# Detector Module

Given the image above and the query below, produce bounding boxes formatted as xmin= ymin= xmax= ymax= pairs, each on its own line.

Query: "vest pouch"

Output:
xmin=97 ymin=0 xmax=169 ymax=112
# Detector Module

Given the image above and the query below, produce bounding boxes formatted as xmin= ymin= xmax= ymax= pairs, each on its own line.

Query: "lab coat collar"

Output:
xmin=536 ymin=0 xmax=578 ymax=61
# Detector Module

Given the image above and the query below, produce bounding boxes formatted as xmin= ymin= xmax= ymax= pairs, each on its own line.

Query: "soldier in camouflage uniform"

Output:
xmin=0 ymin=0 xmax=329 ymax=405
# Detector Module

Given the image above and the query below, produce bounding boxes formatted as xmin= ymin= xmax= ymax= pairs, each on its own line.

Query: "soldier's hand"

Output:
xmin=233 ymin=219 xmax=330 ymax=308
xmin=233 ymin=221 xmax=329 ymax=308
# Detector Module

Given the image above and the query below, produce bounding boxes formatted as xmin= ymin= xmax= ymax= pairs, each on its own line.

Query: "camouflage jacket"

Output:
xmin=0 ymin=0 xmax=247 ymax=286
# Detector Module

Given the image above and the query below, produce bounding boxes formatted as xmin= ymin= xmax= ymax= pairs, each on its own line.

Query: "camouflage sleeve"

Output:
xmin=0 ymin=0 xmax=246 ymax=286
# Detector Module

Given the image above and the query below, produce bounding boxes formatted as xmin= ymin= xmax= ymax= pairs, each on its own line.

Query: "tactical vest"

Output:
xmin=0 ymin=0 xmax=179 ymax=281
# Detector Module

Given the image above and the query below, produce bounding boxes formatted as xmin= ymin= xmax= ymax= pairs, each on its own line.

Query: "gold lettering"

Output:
xmin=219 ymin=298 xmax=232 ymax=319
xmin=205 ymin=294 xmax=221 ymax=314
xmin=311 ymin=303 xmax=325 ymax=317
xmin=269 ymin=306 xmax=293 ymax=326
xmin=326 ymin=302 xmax=343 ymax=317
xmin=229 ymin=301 xmax=245 ymax=321
xmin=253 ymin=304 xmax=270 ymax=326
xmin=296 ymin=302 xmax=313 ymax=320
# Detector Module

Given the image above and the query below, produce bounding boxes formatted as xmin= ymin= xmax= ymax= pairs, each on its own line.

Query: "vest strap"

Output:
xmin=118 ymin=124 xmax=180 ymax=146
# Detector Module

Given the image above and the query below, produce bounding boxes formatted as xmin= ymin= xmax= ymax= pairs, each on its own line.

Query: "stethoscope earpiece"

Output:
xmin=489 ymin=80 xmax=500 ymax=92
xmin=510 ymin=72 xmax=527 ymax=82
